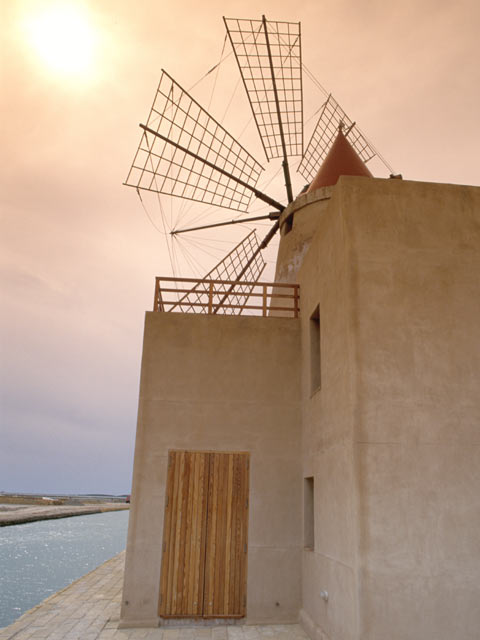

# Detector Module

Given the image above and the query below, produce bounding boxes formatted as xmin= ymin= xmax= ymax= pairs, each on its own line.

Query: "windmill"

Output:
xmin=124 ymin=15 xmax=394 ymax=314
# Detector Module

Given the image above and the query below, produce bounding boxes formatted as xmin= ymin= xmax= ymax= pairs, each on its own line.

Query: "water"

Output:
xmin=0 ymin=509 xmax=129 ymax=628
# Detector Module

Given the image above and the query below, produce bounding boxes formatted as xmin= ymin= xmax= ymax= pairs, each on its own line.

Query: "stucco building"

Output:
xmin=121 ymin=135 xmax=480 ymax=640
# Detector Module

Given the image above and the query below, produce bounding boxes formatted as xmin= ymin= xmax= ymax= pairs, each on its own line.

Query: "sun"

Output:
xmin=24 ymin=2 xmax=96 ymax=76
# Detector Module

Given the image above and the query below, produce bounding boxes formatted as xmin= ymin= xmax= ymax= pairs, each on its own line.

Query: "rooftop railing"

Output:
xmin=153 ymin=277 xmax=300 ymax=318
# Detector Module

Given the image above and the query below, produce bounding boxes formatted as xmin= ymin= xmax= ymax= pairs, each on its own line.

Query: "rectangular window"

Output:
xmin=310 ymin=304 xmax=321 ymax=394
xmin=284 ymin=214 xmax=293 ymax=234
xmin=304 ymin=476 xmax=315 ymax=550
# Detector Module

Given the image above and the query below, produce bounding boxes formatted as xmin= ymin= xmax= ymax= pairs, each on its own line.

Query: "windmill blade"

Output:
xmin=125 ymin=70 xmax=265 ymax=212
xmin=224 ymin=16 xmax=303 ymax=162
xmin=298 ymin=94 xmax=382 ymax=182
xmin=169 ymin=230 xmax=266 ymax=314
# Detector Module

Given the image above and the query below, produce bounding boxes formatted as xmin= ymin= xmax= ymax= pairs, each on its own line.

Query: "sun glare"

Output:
xmin=24 ymin=3 xmax=96 ymax=76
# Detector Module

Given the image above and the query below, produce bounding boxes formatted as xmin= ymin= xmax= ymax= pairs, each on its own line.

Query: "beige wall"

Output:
xmin=121 ymin=313 xmax=302 ymax=627
xmin=348 ymin=178 xmax=480 ymax=640
xmin=285 ymin=177 xmax=480 ymax=640
xmin=275 ymin=185 xmax=333 ymax=285
xmin=123 ymin=176 xmax=480 ymax=638
xmin=293 ymin=183 xmax=359 ymax=640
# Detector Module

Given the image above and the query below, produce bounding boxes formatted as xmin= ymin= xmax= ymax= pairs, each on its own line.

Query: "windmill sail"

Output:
xmin=298 ymin=94 xmax=377 ymax=182
xmin=125 ymin=70 xmax=264 ymax=212
xmin=167 ymin=230 xmax=266 ymax=314
xmin=224 ymin=17 xmax=303 ymax=161
xmin=124 ymin=17 xmax=394 ymax=283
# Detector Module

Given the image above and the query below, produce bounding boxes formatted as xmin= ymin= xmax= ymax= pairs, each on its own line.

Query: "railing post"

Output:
xmin=262 ymin=284 xmax=267 ymax=317
xmin=207 ymin=281 xmax=214 ymax=314
xmin=153 ymin=277 xmax=161 ymax=311
xmin=293 ymin=285 xmax=299 ymax=318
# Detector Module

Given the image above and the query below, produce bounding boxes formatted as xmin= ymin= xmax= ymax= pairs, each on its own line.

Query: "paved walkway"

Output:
xmin=0 ymin=552 xmax=308 ymax=640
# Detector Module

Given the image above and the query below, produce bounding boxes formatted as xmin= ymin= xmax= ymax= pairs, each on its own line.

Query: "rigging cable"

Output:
xmin=135 ymin=188 xmax=167 ymax=235
xmin=143 ymin=131 xmax=179 ymax=277
xmin=208 ymin=34 xmax=228 ymax=112
xmin=175 ymin=235 xmax=205 ymax=276
xmin=136 ymin=188 xmax=179 ymax=280
xmin=188 ymin=37 xmax=233 ymax=93
xmin=182 ymin=237 xmax=226 ymax=262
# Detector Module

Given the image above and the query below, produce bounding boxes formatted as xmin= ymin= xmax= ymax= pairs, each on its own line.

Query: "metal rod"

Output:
xmin=139 ymin=124 xmax=285 ymax=212
xmin=345 ymin=121 xmax=356 ymax=136
xmin=212 ymin=219 xmax=280 ymax=314
xmin=262 ymin=15 xmax=294 ymax=204
xmin=171 ymin=214 xmax=278 ymax=235
xmin=259 ymin=219 xmax=279 ymax=249
xmin=155 ymin=275 xmax=296 ymax=287
xmin=157 ymin=286 xmax=297 ymax=299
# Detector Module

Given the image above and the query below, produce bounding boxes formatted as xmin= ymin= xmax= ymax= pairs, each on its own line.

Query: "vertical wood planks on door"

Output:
xmin=159 ymin=451 xmax=209 ymax=617
xmin=159 ymin=451 xmax=249 ymax=618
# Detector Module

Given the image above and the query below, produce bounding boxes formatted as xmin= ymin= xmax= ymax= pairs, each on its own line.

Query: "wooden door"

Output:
xmin=159 ymin=451 xmax=249 ymax=618
xmin=159 ymin=451 xmax=210 ymax=617
xmin=203 ymin=452 xmax=250 ymax=617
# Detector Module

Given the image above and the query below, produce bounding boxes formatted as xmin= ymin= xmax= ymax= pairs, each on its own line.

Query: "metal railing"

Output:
xmin=153 ymin=277 xmax=300 ymax=318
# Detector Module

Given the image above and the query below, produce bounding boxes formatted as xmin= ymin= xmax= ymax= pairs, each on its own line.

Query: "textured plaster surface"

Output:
xmin=122 ymin=315 xmax=302 ymax=627
xmin=281 ymin=177 xmax=480 ymax=640
xmin=292 ymin=184 xmax=358 ymax=640
xmin=347 ymin=178 xmax=480 ymax=640
xmin=275 ymin=187 xmax=332 ymax=285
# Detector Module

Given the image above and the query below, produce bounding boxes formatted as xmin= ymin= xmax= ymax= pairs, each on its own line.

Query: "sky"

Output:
xmin=1 ymin=0 xmax=479 ymax=495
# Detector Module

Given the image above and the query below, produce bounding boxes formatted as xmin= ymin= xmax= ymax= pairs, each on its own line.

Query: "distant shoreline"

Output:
xmin=0 ymin=494 xmax=129 ymax=526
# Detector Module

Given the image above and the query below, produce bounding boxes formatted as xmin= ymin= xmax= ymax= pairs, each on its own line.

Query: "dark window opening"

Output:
xmin=284 ymin=214 xmax=293 ymax=234
xmin=310 ymin=304 xmax=321 ymax=394
xmin=304 ymin=476 xmax=315 ymax=549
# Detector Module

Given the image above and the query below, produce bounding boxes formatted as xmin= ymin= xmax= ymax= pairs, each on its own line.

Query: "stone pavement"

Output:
xmin=0 ymin=552 xmax=309 ymax=640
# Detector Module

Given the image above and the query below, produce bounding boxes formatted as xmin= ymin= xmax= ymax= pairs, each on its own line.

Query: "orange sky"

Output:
xmin=1 ymin=0 xmax=479 ymax=493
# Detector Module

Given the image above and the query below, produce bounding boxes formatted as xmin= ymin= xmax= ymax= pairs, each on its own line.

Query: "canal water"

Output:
xmin=0 ymin=509 xmax=129 ymax=628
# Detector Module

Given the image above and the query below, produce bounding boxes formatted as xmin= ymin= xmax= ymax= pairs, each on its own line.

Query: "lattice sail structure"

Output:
xmin=298 ymin=93 xmax=378 ymax=182
xmin=167 ymin=230 xmax=266 ymax=314
xmin=224 ymin=17 xmax=303 ymax=161
xmin=125 ymin=70 xmax=264 ymax=212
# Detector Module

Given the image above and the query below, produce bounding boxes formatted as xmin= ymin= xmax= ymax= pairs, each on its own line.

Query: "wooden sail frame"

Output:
xmin=298 ymin=93 xmax=391 ymax=181
xmin=167 ymin=230 xmax=266 ymax=314
xmin=224 ymin=16 xmax=303 ymax=162
xmin=125 ymin=70 xmax=266 ymax=212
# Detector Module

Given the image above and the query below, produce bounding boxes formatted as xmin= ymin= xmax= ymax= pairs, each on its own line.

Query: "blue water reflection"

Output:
xmin=0 ymin=509 xmax=129 ymax=628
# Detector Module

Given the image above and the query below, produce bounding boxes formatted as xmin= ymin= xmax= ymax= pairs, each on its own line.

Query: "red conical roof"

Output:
xmin=307 ymin=128 xmax=373 ymax=192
